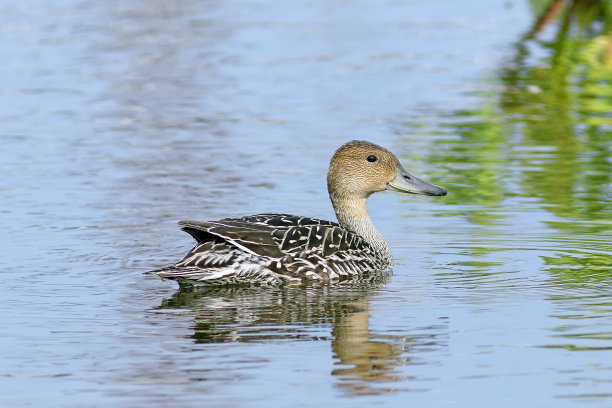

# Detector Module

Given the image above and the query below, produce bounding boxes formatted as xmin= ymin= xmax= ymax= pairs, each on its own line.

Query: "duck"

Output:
xmin=150 ymin=140 xmax=447 ymax=286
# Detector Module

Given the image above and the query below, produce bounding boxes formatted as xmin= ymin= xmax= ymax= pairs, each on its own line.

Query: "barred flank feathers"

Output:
xmin=149 ymin=213 xmax=387 ymax=285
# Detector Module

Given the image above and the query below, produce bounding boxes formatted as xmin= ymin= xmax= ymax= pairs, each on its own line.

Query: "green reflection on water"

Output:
xmin=439 ymin=106 xmax=507 ymax=225
xmin=502 ymin=1 xmax=612 ymax=285
xmin=427 ymin=0 xmax=612 ymax=230
xmin=404 ymin=2 xmax=612 ymax=287
xmin=543 ymin=250 xmax=612 ymax=285
xmin=506 ymin=0 xmax=612 ymax=225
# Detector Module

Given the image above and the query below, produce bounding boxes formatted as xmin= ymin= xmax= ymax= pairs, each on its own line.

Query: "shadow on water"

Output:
xmin=156 ymin=278 xmax=447 ymax=395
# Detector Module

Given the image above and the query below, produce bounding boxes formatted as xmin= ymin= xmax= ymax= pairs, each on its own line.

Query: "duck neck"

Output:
xmin=330 ymin=196 xmax=393 ymax=264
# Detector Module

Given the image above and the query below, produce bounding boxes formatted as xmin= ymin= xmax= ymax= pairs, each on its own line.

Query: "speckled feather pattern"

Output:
xmin=152 ymin=213 xmax=388 ymax=285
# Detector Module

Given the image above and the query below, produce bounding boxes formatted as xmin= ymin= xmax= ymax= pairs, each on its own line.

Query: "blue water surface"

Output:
xmin=1 ymin=0 xmax=612 ymax=407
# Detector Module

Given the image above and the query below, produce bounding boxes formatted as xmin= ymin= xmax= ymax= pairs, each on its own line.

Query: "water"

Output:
xmin=1 ymin=0 xmax=612 ymax=406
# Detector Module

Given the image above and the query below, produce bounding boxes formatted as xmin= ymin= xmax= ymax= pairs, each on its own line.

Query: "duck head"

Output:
xmin=327 ymin=140 xmax=447 ymax=201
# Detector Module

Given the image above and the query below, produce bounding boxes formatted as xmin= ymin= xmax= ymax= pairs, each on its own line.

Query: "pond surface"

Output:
xmin=1 ymin=0 xmax=612 ymax=407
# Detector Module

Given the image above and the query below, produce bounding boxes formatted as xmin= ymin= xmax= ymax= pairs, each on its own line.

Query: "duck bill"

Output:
xmin=388 ymin=166 xmax=447 ymax=196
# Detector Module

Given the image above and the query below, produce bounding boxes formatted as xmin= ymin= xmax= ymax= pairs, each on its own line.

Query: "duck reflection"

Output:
xmin=157 ymin=276 xmax=435 ymax=395
xmin=329 ymin=300 xmax=409 ymax=393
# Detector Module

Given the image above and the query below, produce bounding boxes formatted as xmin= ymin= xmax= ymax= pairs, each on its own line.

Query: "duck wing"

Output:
xmin=178 ymin=213 xmax=365 ymax=260
xmin=178 ymin=218 xmax=285 ymax=258
xmin=154 ymin=213 xmax=379 ymax=284
xmin=233 ymin=213 xmax=340 ymax=228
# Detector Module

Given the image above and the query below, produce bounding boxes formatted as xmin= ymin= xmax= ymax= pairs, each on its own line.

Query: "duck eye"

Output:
xmin=366 ymin=155 xmax=378 ymax=163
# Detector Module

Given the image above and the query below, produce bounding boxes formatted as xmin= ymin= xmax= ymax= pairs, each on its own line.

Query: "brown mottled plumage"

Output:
xmin=149 ymin=140 xmax=446 ymax=286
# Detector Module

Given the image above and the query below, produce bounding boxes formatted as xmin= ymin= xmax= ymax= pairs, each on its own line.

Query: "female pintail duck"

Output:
xmin=151 ymin=140 xmax=446 ymax=285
